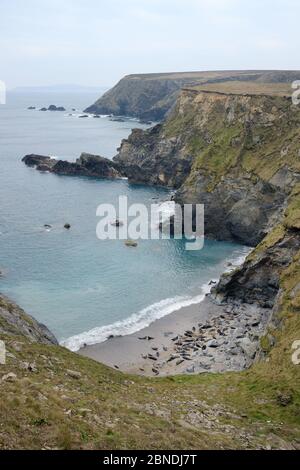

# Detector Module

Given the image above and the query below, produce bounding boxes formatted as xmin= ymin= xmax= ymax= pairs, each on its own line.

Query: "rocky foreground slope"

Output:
xmin=0 ymin=288 xmax=300 ymax=450
xmin=85 ymin=70 xmax=300 ymax=120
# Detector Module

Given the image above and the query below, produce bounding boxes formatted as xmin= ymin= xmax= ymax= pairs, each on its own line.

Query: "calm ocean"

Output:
xmin=0 ymin=91 xmax=249 ymax=350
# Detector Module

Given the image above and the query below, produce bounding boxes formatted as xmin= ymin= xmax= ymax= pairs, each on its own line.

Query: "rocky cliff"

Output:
xmin=114 ymin=82 xmax=300 ymax=385
xmin=85 ymin=70 xmax=300 ymax=120
xmin=0 ymin=294 xmax=57 ymax=345
xmin=115 ymin=85 xmax=300 ymax=246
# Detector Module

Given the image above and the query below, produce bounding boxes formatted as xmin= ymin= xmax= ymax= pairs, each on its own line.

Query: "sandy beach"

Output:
xmin=78 ymin=294 xmax=271 ymax=377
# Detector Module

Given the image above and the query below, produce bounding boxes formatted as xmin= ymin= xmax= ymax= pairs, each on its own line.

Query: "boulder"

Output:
xmin=1 ymin=372 xmax=17 ymax=383
xmin=22 ymin=154 xmax=55 ymax=169
xmin=66 ymin=370 xmax=82 ymax=380
xmin=238 ymin=337 xmax=257 ymax=360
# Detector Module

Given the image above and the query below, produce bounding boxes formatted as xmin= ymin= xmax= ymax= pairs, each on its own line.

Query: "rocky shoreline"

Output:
xmin=152 ymin=298 xmax=272 ymax=375
xmin=79 ymin=292 xmax=273 ymax=377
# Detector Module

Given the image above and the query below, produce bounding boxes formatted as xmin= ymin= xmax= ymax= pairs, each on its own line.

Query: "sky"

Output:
xmin=0 ymin=0 xmax=299 ymax=89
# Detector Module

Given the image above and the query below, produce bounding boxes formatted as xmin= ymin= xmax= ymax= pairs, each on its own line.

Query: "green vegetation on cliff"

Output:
xmin=163 ymin=85 xmax=300 ymax=191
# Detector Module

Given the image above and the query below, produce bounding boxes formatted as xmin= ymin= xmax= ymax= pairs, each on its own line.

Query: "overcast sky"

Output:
xmin=1 ymin=0 xmax=299 ymax=89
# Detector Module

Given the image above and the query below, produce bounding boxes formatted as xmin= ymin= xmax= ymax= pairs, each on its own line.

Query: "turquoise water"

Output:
xmin=0 ymin=92 xmax=249 ymax=349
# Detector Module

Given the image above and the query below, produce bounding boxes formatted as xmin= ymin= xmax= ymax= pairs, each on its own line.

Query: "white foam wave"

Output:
xmin=158 ymin=200 xmax=176 ymax=222
xmin=150 ymin=200 xmax=175 ymax=233
xmin=224 ymin=248 xmax=252 ymax=273
xmin=61 ymin=283 xmax=211 ymax=352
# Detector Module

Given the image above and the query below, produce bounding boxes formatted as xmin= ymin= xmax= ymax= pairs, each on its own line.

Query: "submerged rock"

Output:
xmin=111 ymin=219 xmax=124 ymax=227
xmin=110 ymin=117 xmax=126 ymax=122
xmin=125 ymin=239 xmax=138 ymax=248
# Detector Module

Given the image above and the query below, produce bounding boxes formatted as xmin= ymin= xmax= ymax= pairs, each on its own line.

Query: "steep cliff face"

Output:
xmin=115 ymin=125 xmax=193 ymax=187
xmin=85 ymin=74 xmax=182 ymax=120
xmin=115 ymin=87 xmax=300 ymax=246
xmin=85 ymin=70 xmax=300 ymax=120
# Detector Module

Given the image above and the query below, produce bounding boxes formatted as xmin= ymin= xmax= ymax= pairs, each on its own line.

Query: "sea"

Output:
xmin=0 ymin=91 xmax=249 ymax=350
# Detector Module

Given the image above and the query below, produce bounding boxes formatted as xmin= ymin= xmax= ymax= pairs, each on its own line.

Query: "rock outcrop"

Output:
xmin=214 ymin=228 xmax=299 ymax=309
xmin=0 ymin=294 xmax=57 ymax=345
xmin=85 ymin=70 xmax=300 ymax=120
xmin=22 ymin=152 xmax=122 ymax=179
xmin=114 ymin=125 xmax=193 ymax=188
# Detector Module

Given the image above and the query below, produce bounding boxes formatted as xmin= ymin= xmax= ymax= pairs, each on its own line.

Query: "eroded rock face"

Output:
xmin=213 ymin=230 xmax=300 ymax=308
xmin=176 ymin=175 xmax=286 ymax=246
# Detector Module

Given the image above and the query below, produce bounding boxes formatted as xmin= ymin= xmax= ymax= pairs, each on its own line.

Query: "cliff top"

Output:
xmin=122 ymin=70 xmax=300 ymax=82
xmin=85 ymin=70 xmax=300 ymax=120
xmin=188 ymin=81 xmax=293 ymax=97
